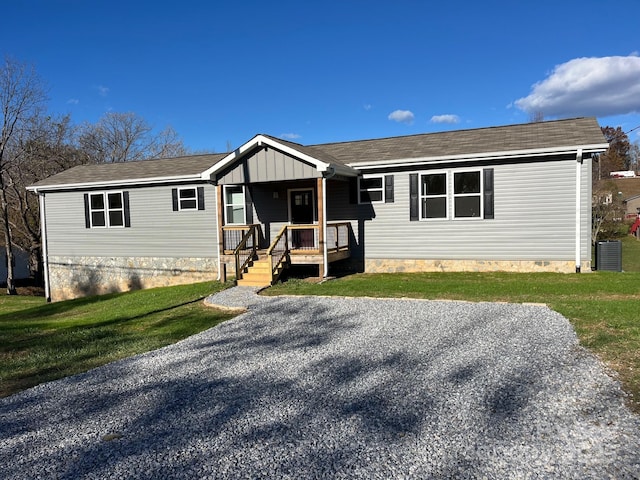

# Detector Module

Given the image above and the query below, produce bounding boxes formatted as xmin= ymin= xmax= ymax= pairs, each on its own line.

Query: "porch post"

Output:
xmin=216 ymin=185 xmax=226 ymax=282
xmin=317 ymin=177 xmax=325 ymax=278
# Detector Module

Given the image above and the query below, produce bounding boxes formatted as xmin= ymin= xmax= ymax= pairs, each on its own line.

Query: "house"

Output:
xmin=28 ymin=117 xmax=608 ymax=301
xmin=625 ymin=194 xmax=640 ymax=219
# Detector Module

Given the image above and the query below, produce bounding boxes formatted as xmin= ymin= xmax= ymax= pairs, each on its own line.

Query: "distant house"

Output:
xmin=0 ymin=245 xmax=31 ymax=284
xmin=28 ymin=117 xmax=608 ymax=301
xmin=624 ymin=194 xmax=640 ymax=219
xmin=600 ymin=177 xmax=640 ymax=220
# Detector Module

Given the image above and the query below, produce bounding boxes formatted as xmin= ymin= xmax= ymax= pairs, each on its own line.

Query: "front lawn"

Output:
xmin=267 ymin=255 xmax=640 ymax=412
xmin=0 ymin=281 xmax=235 ymax=397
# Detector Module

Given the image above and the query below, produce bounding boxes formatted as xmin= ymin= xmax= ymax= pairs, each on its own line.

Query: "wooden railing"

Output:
xmin=222 ymin=225 xmax=258 ymax=253
xmin=326 ymin=222 xmax=350 ymax=252
xmin=267 ymin=225 xmax=289 ymax=280
xmin=233 ymin=225 xmax=258 ymax=281
xmin=287 ymin=224 xmax=319 ymax=251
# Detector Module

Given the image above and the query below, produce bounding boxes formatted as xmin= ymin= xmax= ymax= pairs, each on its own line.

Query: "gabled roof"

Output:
xmin=202 ymin=134 xmax=358 ymax=179
xmin=29 ymin=117 xmax=607 ymax=192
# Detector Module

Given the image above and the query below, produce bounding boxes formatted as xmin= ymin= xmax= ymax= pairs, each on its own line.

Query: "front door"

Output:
xmin=289 ymin=189 xmax=315 ymax=249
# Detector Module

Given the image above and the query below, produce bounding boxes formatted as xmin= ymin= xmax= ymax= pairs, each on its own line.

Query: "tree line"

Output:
xmin=1 ymin=57 xmax=191 ymax=294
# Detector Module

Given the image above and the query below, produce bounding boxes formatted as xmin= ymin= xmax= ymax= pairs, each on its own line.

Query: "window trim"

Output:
xmin=177 ymin=187 xmax=199 ymax=211
xmin=419 ymin=170 xmax=449 ymax=221
xmin=358 ymin=176 xmax=384 ymax=204
xmin=452 ymin=169 xmax=484 ymax=219
xmin=87 ymin=191 xmax=127 ymax=228
xmin=224 ymin=185 xmax=246 ymax=225
xmin=413 ymin=168 xmax=490 ymax=222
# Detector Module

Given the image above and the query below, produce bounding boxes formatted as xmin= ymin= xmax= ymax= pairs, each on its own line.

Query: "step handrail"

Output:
xmin=266 ymin=225 xmax=289 ymax=279
xmin=234 ymin=225 xmax=257 ymax=282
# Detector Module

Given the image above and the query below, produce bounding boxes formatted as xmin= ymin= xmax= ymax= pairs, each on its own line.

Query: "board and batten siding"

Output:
xmin=216 ymin=148 xmax=321 ymax=184
xmin=45 ymin=183 xmax=218 ymax=258
xmin=357 ymin=158 xmax=589 ymax=262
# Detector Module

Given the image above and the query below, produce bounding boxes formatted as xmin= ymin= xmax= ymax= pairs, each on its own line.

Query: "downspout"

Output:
xmin=575 ymin=149 xmax=583 ymax=273
xmin=214 ymin=183 xmax=222 ymax=281
xmin=38 ymin=192 xmax=51 ymax=302
xmin=322 ymin=166 xmax=337 ymax=277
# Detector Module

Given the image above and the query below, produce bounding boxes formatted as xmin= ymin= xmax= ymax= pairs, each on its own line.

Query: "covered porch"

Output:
xmin=206 ymin=135 xmax=359 ymax=287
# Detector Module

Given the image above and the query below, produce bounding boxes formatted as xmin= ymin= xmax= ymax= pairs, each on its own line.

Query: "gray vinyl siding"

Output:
xmin=357 ymin=158 xmax=586 ymax=261
xmin=45 ymin=184 xmax=217 ymax=258
xmin=216 ymin=148 xmax=321 ymax=184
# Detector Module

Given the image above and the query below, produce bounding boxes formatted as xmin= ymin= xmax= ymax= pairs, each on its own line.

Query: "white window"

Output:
xmin=420 ymin=172 xmax=448 ymax=219
xmin=359 ymin=177 xmax=383 ymax=203
xmin=224 ymin=185 xmax=245 ymax=224
xmin=178 ymin=187 xmax=198 ymax=210
xmin=453 ymin=171 xmax=482 ymax=218
xmin=88 ymin=192 xmax=125 ymax=228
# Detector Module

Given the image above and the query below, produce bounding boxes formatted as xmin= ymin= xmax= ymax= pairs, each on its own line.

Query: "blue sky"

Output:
xmin=3 ymin=0 xmax=640 ymax=153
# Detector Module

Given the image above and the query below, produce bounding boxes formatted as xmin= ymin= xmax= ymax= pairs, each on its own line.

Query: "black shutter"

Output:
xmin=384 ymin=175 xmax=394 ymax=203
xmin=83 ymin=193 xmax=91 ymax=228
xmin=409 ymin=173 xmax=419 ymax=221
xmin=483 ymin=168 xmax=494 ymax=219
xmin=171 ymin=188 xmax=178 ymax=211
xmin=197 ymin=186 xmax=205 ymax=210
xmin=123 ymin=191 xmax=131 ymax=227
xmin=244 ymin=186 xmax=253 ymax=224
xmin=349 ymin=177 xmax=358 ymax=204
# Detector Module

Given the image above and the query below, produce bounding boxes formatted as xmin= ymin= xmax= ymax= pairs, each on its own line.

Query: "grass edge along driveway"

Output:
xmin=2 ymin=270 xmax=640 ymax=415
xmin=267 ymin=271 xmax=640 ymax=414
xmin=0 ymin=281 xmax=236 ymax=398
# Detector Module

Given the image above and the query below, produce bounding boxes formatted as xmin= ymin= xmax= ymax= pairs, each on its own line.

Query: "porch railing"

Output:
xmin=223 ymin=225 xmax=258 ymax=253
xmin=326 ymin=222 xmax=350 ymax=252
xmin=287 ymin=224 xmax=318 ymax=251
xmin=267 ymin=225 xmax=289 ymax=280
xmin=233 ymin=225 xmax=258 ymax=281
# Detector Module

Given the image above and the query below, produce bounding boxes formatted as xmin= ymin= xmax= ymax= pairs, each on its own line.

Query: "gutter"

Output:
xmin=347 ymin=144 xmax=609 ymax=170
xmin=27 ymin=173 xmax=207 ymax=194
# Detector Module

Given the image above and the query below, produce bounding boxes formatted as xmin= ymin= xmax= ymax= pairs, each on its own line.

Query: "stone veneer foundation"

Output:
xmin=364 ymin=258 xmax=591 ymax=274
xmin=47 ymin=256 xmax=218 ymax=301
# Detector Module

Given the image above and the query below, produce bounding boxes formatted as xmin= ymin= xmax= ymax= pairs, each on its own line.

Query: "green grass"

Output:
xmin=267 ymin=237 xmax=640 ymax=412
xmin=621 ymin=235 xmax=640 ymax=271
xmin=0 ymin=281 xmax=235 ymax=397
xmin=3 ymin=237 xmax=640 ymax=412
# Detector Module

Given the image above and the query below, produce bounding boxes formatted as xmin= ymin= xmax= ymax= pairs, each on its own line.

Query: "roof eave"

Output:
xmin=347 ymin=143 xmax=610 ymax=170
xmin=27 ymin=173 xmax=207 ymax=193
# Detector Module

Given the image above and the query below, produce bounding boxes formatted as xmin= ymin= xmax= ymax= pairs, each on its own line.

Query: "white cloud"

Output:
xmin=388 ymin=109 xmax=414 ymax=124
xmin=514 ymin=55 xmax=640 ymax=117
xmin=364 ymin=103 xmax=372 ymax=111
xmin=280 ymin=133 xmax=301 ymax=140
xmin=96 ymin=85 xmax=110 ymax=97
xmin=67 ymin=98 xmax=79 ymax=105
xmin=430 ymin=114 xmax=460 ymax=124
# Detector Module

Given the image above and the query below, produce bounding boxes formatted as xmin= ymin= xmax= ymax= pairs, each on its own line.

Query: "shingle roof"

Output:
xmin=29 ymin=117 xmax=606 ymax=191
xmin=29 ymin=153 xmax=226 ymax=189
xmin=313 ymin=117 xmax=607 ymax=165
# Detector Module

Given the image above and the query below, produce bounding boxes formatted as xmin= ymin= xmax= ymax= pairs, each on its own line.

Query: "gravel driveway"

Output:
xmin=1 ymin=289 xmax=639 ymax=479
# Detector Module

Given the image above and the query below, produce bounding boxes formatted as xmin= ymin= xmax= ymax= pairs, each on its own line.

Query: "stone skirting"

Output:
xmin=48 ymin=256 xmax=218 ymax=301
xmin=364 ymin=258 xmax=591 ymax=274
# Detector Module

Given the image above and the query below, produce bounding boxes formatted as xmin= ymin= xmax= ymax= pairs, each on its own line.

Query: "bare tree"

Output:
xmin=6 ymin=114 xmax=82 ymax=282
xmin=0 ymin=57 xmax=47 ymax=294
xmin=78 ymin=112 xmax=187 ymax=164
